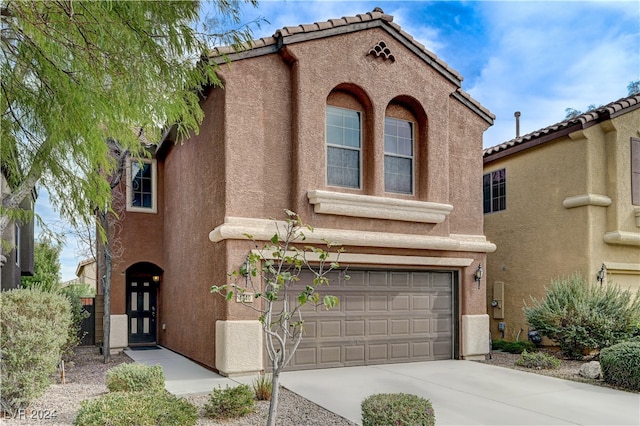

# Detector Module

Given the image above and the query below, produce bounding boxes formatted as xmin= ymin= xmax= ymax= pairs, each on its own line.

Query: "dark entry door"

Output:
xmin=127 ymin=277 xmax=157 ymax=344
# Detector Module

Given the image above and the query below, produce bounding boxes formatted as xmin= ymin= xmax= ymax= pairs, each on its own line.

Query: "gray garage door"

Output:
xmin=278 ymin=270 xmax=455 ymax=371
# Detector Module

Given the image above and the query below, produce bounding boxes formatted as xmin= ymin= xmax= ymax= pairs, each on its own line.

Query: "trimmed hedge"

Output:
xmin=204 ymin=384 xmax=255 ymax=419
xmin=0 ymin=288 xmax=72 ymax=412
xmin=361 ymin=393 xmax=435 ymax=426
xmin=73 ymin=391 xmax=197 ymax=425
xmin=106 ymin=363 xmax=165 ymax=393
xmin=600 ymin=341 xmax=640 ymax=391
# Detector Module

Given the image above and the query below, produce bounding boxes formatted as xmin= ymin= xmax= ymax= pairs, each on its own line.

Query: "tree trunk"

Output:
xmin=267 ymin=369 xmax=281 ymax=426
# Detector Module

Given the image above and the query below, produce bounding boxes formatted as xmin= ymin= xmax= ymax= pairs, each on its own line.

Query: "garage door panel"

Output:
xmin=390 ymin=272 xmax=410 ymax=288
xmin=368 ymin=319 xmax=388 ymax=335
xmin=283 ymin=270 xmax=454 ymax=370
xmin=431 ymin=294 xmax=452 ymax=311
xmin=345 ymin=320 xmax=365 ymax=336
xmin=368 ymin=295 xmax=388 ymax=310
xmin=391 ymin=343 xmax=410 ymax=359
xmin=344 ymin=295 xmax=366 ymax=311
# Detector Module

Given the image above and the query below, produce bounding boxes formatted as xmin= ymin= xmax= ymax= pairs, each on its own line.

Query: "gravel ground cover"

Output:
xmin=4 ymin=347 xmax=630 ymax=425
xmin=2 ymin=347 xmax=355 ymax=426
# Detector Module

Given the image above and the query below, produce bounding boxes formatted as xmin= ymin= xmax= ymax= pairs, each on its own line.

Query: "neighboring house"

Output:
xmin=0 ymin=171 xmax=36 ymax=290
xmin=102 ymin=9 xmax=496 ymax=375
xmin=483 ymin=94 xmax=640 ymax=341
xmin=75 ymin=258 xmax=98 ymax=295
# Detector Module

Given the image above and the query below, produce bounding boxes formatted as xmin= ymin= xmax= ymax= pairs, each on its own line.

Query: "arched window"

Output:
xmin=326 ymin=106 xmax=361 ymax=188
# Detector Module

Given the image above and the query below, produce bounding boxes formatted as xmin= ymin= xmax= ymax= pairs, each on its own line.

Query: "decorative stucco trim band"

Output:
xmin=603 ymin=231 xmax=640 ymax=247
xmin=307 ymin=190 xmax=453 ymax=223
xmin=254 ymin=250 xmax=475 ymax=267
xmin=603 ymin=262 xmax=640 ymax=273
xmin=209 ymin=217 xmax=496 ymax=253
xmin=562 ymin=193 xmax=612 ymax=209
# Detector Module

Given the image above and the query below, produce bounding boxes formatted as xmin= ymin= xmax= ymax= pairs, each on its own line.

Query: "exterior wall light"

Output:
xmin=596 ymin=264 xmax=606 ymax=285
xmin=152 ymin=275 xmax=160 ymax=283
xmin=474 ymin=263 xmax=483 ymax=289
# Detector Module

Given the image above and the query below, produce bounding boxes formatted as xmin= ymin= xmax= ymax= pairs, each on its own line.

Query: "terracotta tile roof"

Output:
xmin=210 ymin=9 xmax=462 ymax=83
xmin=484 ymin=94 xmax=640 ymax=158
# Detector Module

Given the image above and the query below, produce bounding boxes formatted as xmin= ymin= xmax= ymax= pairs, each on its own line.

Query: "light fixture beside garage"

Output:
xmin=596 ymin=264 xmax=606 ymax=285
xmin=474 ymin=264 xmax=483 ymax=289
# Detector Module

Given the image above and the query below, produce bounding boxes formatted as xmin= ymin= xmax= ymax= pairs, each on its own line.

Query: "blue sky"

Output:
xmin=38 ymin=0 xmax=639 ymax=281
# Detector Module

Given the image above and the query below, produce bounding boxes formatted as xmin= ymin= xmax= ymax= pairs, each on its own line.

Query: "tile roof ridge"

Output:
xmin=484 ymin=93 xmax=640 ymax=156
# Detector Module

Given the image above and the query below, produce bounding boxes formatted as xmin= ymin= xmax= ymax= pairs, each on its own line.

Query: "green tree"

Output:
xmin=20 ymin=237 xmax=61 ymax=290
xmin=211 ymin=211 xmax=342 ymax=426
xmin=564 ymin=80 xmax=640 ymax=119
xmin=0 ymin=0 xmax=258 ymax=239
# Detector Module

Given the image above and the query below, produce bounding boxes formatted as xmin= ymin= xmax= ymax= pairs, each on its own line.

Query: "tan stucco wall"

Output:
xmin=484 ymin=108 xmax=640 ymax=341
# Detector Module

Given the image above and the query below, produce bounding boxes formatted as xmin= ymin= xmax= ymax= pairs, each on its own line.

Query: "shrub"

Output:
xmin=361 ymin=393 xmax=435 ymax=426
xmin=253 ymin=373 xmax=273 ymax=401
xmin=600 ymin=341 xmax=640 ymax=391
xmin=106 ymin=363 xmax=165 ymax=393
xmin=73 ymin=391 xmax=197 ymax=425
xmin=0 ymin=288 xmax=72 ymax=412
xmin=492 ymin=340 xmax=536 ymax=354
xmin=524 ymin=273 xmax=640 ymax=359
xmin=204 ymin=384 xmax=255 ymax=419
xmin=515 ymin=350 xmax=561 ymax=369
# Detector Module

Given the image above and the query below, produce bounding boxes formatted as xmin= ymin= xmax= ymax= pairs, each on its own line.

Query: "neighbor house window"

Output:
xmin=632 ymin=137 xmax=640 ymax=205
xmin=326 ymin=106 xmax=361 ymax=188
xmin=126 ymin=158 xmax=157 ymax=213
xmin=483 ymin=169 xmax=506 ymax=213
xmin=384 ymin=117 xmax=413 ymax=194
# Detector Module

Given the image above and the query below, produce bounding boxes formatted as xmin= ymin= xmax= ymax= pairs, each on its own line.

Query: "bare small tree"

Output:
xmin=211 ymin=210 xmax=345 ymax=426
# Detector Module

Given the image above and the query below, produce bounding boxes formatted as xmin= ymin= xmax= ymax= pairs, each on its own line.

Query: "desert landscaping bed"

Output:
xmin=4 ymin=347 xmax=631 ymax=425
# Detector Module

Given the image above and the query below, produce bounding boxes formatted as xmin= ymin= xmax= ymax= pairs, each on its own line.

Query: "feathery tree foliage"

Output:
xmin=0 ymin=0 xmax=258 ymax=239
xmin=20 ymin=237 xmax=61 ymax=290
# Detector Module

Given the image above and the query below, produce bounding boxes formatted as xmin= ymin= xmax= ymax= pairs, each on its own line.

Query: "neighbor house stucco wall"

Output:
xmin=484 ymin=103 xmax=640 ymax=340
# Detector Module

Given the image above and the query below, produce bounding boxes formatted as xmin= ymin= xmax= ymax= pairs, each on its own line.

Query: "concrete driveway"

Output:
xmin=279 ymin=360 xmax=640 ymax=426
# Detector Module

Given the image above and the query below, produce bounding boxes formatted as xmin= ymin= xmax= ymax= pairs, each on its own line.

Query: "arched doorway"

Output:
xmin=126 ymin=262 xmax=163 ymax=345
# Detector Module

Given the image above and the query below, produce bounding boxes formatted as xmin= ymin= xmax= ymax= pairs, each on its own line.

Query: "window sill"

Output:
xmin=307 ymin=190 xmax=452 ymax=223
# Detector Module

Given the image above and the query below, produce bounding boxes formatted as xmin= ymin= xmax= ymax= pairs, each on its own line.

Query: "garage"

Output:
xmin=281 ymin=269 xmax=457 ymax=370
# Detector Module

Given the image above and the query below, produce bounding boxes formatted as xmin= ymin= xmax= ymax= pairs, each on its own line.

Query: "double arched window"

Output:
xmin=325 ymin=87 xmax=424 ymax=196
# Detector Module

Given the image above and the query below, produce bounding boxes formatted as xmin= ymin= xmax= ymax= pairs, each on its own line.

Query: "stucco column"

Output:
xmin=216 ymin=320 xmax=263 ymax=377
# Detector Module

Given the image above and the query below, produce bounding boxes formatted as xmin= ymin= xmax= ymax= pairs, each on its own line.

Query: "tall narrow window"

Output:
xmin=384 ymin=117 xmax=413 ymax=194
xmin=632 ymin=137 xmax=640 ymax=206
xmin=14 ymin=223 xmax=20 ymax=266
xmin=326 ymin=106 xmax=361 ymax=188
xmin=483 ymin=169 xmax=506 ymax=213
xmin=126 ymin=158 xmax=157 ymax=213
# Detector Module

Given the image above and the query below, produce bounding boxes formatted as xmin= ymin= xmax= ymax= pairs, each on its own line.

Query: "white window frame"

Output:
xmin=326 ymin=106 xmax=362 ymax=189
xmin=126 ymin=158 xmax=157 ymax=213
xmin=384 ymin=116 xmax=415 ymax=195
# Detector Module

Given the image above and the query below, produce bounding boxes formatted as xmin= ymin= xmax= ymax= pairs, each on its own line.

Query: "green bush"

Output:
xmin=515 ymin=350 xmax=561 ymax=369
xmin=253 ymin=373 xmax=273 ymax=401
xmin=204 ymin=384 xmax=255 ymax=419
xmin=0 ymin=288 xmax=72 ymax=412
xmin=106 ymin=363 xmax=165 ymax=393
xmin=73 ymin=391 xmax=197 ymax=425
xmin=524 ymin=274 xmax=640 ymax=359
xmin=600 ymin=341 xmax=640 ymax=391
xmin=361 ymin=393 xmax=435 ymax=426
xmin=492 ymin=340 xmax=536 ymax=354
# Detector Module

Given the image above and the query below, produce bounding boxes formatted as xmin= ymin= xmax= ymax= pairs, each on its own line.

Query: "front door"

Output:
xmin=127 ymin=277 xmax=157 ymax=344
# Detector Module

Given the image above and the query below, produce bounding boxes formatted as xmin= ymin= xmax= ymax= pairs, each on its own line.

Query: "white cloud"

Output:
xmin=467 ymin=1 xmax=639 ymax=146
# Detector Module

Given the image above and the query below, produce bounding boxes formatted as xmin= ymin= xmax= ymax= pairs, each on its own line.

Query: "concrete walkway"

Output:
xmin=125 ymin=347 xmax=640 ymax=425
xmin=123 ymin=346 xmax=255 ymax=395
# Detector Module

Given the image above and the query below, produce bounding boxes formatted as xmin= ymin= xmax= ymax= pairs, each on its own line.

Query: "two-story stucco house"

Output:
xmin=102 ymin=9 xmax=496 ymax=375
xmin=483 ymin=94 xmax=640 ymax=341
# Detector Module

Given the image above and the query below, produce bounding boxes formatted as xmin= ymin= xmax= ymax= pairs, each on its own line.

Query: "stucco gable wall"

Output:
xmin=220 ymin=54 xmax=293 ymax=220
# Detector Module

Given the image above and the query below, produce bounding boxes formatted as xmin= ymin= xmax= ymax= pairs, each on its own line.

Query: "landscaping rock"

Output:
xmin=579 ymin=361 xmax=601 ymax=379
